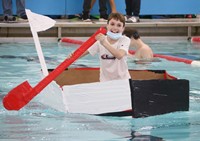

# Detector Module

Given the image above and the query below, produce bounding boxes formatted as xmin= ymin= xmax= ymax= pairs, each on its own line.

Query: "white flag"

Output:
xmin=26 ymin=9 xmax=56 ymax=32
xmin=25 ymin=9 xmax=56 ymax=76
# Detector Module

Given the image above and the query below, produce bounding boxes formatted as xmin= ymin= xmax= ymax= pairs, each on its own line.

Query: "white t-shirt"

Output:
xmin=88 ymin=35 xmax=131 ymax=82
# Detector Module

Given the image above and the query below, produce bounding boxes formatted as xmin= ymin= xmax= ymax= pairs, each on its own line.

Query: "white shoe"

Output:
xmin=124 ymin=15 xmax=131 ymax=22
xmin=82 ymin=12 xmax=91 ymax=22
xmin=99 ymin=18 xmax=107 ymax=22
xmin=82 ymin=18 xmax=92 ymax=22
xmin=126 ymin=16 xmax=139 ymax=23
xmin=17 ymin=17 xmax=28 ymax=22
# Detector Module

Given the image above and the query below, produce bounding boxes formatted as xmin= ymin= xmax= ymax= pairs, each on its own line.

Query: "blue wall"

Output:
xmin=0 ymin=0 xmax=200 ymax=15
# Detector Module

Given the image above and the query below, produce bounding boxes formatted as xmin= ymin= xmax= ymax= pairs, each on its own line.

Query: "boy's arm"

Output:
xmin=102 ymin=41 xmax=126 ymax=60
xmin=79 ymin=50 xmax=89 ymax=58
xmin=68 ymin=50 xmax=89 ymax=60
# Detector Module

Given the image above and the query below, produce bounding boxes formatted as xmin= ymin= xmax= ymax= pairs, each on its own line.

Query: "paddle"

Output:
xmin=3 ymin=27 xmax=107 ymax=111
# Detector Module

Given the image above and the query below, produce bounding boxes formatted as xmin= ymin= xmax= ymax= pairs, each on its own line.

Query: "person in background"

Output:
xmin=108 ymin=0 xmax=117 ymax=13
xmin=91 ymin=0 xmax=117 ymax=13
xmin=82 ymin=0 xmax=108 ymax=22
xmin=2 ymin=0 xmax=27 ymax=22
xmin=125 ymin=0 xmax=140 ymax=23
xmin=73 ymin=13 xmax=131 ymax=82
xmin=123 ymin=28 xmax=154 ymax=61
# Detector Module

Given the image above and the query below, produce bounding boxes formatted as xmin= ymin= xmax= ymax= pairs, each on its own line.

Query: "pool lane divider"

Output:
xmin=59 ymin=37 xmax=85 ymax=45
xmin=3 ymin=27 xmax=107 ymax=110
xmin=154 ymin=54 xmax=200 ymax=67
xmin=190 ymin=36 xmax=200 ymax=43
xmin=60 ymin=37 xmax=200 ymax=67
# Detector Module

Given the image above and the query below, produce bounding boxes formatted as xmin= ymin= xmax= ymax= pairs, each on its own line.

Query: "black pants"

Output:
xmin=82 ymin=0 xmax=107 ymax=16
xmin=125 ymin=0 xmax=141 ymax=16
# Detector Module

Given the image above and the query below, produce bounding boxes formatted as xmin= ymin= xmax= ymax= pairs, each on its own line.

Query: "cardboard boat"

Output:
xmin=43 ymin=68 xmax=189 ymax=118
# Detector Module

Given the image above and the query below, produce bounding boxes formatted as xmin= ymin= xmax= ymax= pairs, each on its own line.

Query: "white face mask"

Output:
xmin=107 ymin=31 xmax=122 ymax=40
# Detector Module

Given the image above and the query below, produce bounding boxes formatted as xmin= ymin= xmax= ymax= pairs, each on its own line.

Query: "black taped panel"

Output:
xmin=131 ymin=79 xmax=189 ymax=118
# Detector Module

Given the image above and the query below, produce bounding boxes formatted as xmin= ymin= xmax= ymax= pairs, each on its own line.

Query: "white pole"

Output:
xmin=31 ymin=28 xmax=49 ymax=76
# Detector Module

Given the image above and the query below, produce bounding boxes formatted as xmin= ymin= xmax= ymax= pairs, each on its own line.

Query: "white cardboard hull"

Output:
xmin=37 ymin=69 xmax=189 ymax=118
xmin=62 ymin=79 xmax=131 ymax=114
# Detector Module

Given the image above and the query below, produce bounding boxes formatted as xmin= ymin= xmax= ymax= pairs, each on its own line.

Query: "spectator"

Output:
xmin=82 ymin=0 xmax=108 ymax=22
xmin=108 ymin=0 xmax=117 ymax=13
xmin=2 ymin=0 xmax=27 ymax=22
xmin=91 ymin=0 xmax=117 ymax=13
xmin=125 ymin=0 xmax=140 ymax=23
xmin=123 ymin=28 xmax=154 ymax=60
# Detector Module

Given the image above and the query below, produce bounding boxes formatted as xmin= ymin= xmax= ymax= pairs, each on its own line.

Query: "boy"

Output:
xmin=123 ymin=28 xmax=154 ymax=62
xmin=78 ymin=13 xmax=131 ymax=82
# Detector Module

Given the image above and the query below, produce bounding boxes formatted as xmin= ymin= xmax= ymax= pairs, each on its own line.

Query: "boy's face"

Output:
xmin=107 ymin=19 xmax=125 ymax=34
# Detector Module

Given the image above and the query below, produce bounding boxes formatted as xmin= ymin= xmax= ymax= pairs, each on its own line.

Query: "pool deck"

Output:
xmin=0 ymin=18 xmax=200 ymax=42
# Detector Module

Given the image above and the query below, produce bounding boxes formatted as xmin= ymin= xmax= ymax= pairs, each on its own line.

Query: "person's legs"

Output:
xmin=132 ymin=0 xmax=140 ymax=17
xmin=125 ymin=0 xmax=132 ymax=17
xmin=82 ymin=0 xmax=92 ymax=21
xmin=99 ymin=0 xmax=108 ymax=21
xmin=90 ymin=0 xmax=96 ymax=10
xmin=109 ymin=0 xmax=117 ymax=13
xmin=16 ymin=0 xmax=26 ymax=18
xmin=2 ymin=0 xmax=16 ymax=22
xmin=2 ymin=0 xmax=12 ymax=16
xmin=126 ymin=0 xmax=140 ymax=23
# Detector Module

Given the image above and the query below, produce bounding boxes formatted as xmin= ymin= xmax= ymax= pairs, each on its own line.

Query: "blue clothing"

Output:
xmin=2 ymin=0 xmax=26 ymax=17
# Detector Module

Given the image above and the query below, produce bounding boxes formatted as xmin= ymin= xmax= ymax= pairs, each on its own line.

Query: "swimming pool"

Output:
xmin=0 ymin=38 xmax=200 ymax=140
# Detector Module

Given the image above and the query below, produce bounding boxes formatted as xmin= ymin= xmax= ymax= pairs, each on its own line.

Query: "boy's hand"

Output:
xmin=95 ymin=33 xmax=106 ymax=44
xmin=67 ymin=53 xmax=73 ymax=59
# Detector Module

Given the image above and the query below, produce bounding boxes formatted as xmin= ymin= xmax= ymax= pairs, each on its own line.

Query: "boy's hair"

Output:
xmin=107 ymin=13 xmax=125 ymax=27
xmin=123 ymin=28 xmax=140 ymax=39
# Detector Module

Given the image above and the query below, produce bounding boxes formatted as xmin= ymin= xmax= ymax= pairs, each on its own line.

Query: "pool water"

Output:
xmin=0 ymin=38 xmax=200 ymax=141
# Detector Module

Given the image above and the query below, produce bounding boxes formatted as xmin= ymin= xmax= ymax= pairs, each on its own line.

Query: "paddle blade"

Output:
xmin=3 ymin=81 xmax=34 ymax=110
